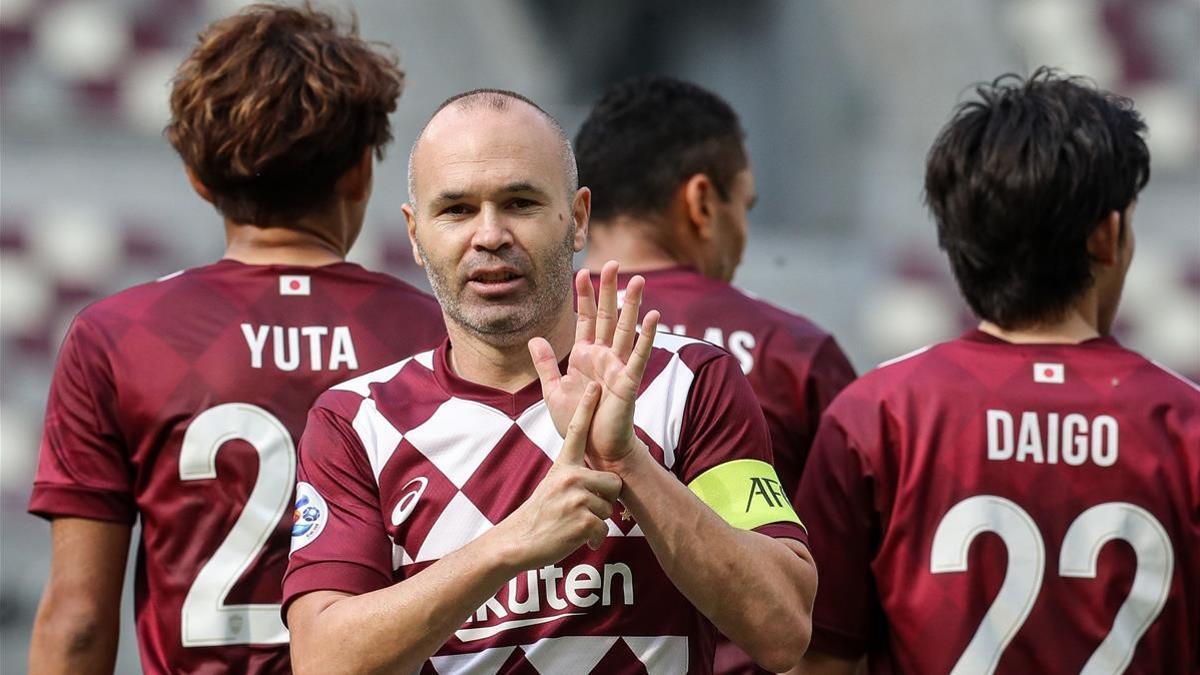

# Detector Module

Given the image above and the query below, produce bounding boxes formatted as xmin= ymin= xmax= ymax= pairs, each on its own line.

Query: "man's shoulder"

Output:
xmin=316 ymin=348 xmax=440 ymax=415
xmin=68 ymin=265 xmax=219 ymax=338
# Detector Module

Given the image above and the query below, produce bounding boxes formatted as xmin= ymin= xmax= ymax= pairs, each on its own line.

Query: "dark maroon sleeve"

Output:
xmin=282 ymin=404 xmax=393 ymax=622
xmin=794 ymin=402 xmax=883 ymax=658
xmin=676 ymin=352 xmax=808 ymax=544
xmin=756 ymin=332 xmax=857 ymax=498
xmin=28 ymin=316 xmax=136 ymax=524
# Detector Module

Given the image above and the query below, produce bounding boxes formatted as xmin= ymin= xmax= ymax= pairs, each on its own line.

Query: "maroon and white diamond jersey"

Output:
xmin=29 ymin=259 xmax=445 ymax=675
xmin=797 ymin=330 xmax=1200 ymax=674
xmin=283 ymin=333 xmax=808 ymax=674
xmin=598 ymin=267 xmax=856 ymax=497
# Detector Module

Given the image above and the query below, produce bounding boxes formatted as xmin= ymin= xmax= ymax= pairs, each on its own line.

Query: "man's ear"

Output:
xmin=1087 ymin=210 xmax=1123 ymax=266
xmin=185 ymin=166 xmax=215 ymax=205
xmin=571 ymin=187 xmax=591 ymax=252
xmin=402 ymin=203 xmax=425 ymax=268
xmin=335 ymin=148 xmax=374 ymax=202
xmin=682 ymin=173 xmax=716 ymax=241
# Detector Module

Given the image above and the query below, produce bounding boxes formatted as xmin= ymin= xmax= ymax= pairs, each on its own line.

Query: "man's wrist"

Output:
xmin=601 ymin=438 xmax=654 ymax=485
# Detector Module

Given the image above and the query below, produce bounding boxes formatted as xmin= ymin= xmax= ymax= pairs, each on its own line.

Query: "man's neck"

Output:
xmin=583 ymin=219 xmax=681 ymax=273
xmin=445 ymin=306 xmax=577 ymax=393
xmin=223 ymin=220 xmax=347 ymax=267
xmin=978 ymin=299 xmax=1103 ymax=344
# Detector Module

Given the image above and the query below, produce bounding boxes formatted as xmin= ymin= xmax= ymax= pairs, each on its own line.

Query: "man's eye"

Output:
xmin=442 ymin=204 xmax=470 ymax=216
xmin=509 ymin=198 xmax=537 ymax=209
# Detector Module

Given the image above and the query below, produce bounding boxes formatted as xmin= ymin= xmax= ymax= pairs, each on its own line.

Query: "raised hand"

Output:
xmin=528 ymin=261 xmax=660 ymax=471
xmin=495 ymin=383 xmax=623 ymax=568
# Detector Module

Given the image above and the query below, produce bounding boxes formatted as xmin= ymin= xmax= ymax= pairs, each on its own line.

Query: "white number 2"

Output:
xmin=179 ymin=403 xmax=296 ymax=646
xmin=932 ymin=496 xmax=1173 ymax=675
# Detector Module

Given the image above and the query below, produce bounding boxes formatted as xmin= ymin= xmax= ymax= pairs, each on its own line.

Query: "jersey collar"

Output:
xmin=431 ymin=339 xmax=566 ymax=417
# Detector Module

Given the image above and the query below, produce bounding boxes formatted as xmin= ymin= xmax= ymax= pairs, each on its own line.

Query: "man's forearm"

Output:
xmin=29 ymin=607 xmax=120 ymax=675
xmin=290 ymin=529 xmax=519 ymax=675
xmin=614 ymin=447 xmax=817 ymax=672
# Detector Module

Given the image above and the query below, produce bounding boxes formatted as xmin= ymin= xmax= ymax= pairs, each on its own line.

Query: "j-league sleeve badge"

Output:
xmin=290 ymin=482 xmax=328 ymax=554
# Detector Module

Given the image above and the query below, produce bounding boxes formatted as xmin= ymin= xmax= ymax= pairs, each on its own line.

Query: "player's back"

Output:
xmin=30 ymin=259 xmax=445 ymax=674
xmin=603 ymin=266 xmax=855 ymax=496
xmin=807 ymin=329 xmax=1199 ymax=674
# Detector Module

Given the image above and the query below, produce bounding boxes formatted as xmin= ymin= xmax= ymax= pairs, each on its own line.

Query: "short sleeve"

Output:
xmin=794 ymin=406 xmax=884 ymax=658
xmin=282 ymin=404 xmax=393 ymax=622
xmin=757 ymin=332 xmax=857 ymax=498
xmin=28 ymin=316 xmax=136 ymax=524
xmin=675 ymin=353 xmax=807 ymax=543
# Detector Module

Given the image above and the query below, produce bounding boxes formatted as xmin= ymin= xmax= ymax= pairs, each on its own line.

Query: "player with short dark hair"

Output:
xmin=282 ymin=89 xmax=818 ymax=674
xmin=576 ymin=76 xmax=856 ymax=675
xmin=795 ymin=68 xmax=1198 ymax=675
xmin=27 ymin=5 xmax=444 ymax=673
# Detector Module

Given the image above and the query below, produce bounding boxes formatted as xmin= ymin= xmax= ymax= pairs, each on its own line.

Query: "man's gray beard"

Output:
xmin=417 ymin=231 xmax=576 ymax=346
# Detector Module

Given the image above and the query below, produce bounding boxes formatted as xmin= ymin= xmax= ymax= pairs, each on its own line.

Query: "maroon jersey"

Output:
xmin=598 ymin=266 xmax=855 ymax=675
xmin=797 ymin=329 xmax=1200 ymax=674
xmin=283 ymin=333 xmax=807 ymax=674
xmin=28 ymin=259 xmax=445 ymax=674
xmin=600 ymin=266 xmax=855 ymax=497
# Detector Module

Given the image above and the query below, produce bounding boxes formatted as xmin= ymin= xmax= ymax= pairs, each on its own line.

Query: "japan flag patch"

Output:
xmin=1033 ymin=362 xmax=1065 ymax=384
xmin=280 ymin=275 xmax=310 ymax=296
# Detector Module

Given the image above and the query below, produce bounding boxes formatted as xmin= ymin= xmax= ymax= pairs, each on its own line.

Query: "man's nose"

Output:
xmin=471 ymin=204 xmax=513 ymax=251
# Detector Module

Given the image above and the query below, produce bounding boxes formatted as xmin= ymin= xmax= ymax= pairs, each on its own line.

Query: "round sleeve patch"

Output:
xmin=687 ymin=459 xmax=805 ymax=532
xmin=289 ymin=482 xmax=329 ymax=554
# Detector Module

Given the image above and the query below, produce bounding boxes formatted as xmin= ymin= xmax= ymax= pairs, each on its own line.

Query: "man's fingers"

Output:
xmin=594 ymin=260 xmax=620 ymax=346
xmin=586 ymin=518 xmax=609 ymax=551
xmin=625 ymin=310 xmax=660 ymax=386
xmin=580 ymin=467 xmax=623 ymax=502
xmin=574 ymin=269 xmax=596 ymax=345
xmin=528 ymin=337 xmax=562 ymax=394
xmin=555 ymin=382 xmax=600 ymax=466
xmin=583 ymin=492 xmax=614 ymax=521
xmin=611 ymin=275 xmax=644 ymax=359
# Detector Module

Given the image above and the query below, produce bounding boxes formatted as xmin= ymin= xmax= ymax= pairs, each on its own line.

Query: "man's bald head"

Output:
xmin=407 ymin=88 xmax=578 ymax=206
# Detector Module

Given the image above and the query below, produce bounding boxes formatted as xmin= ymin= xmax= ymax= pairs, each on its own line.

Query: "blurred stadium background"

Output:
xmin=1 ymin=0 xmax=1196 ymax=670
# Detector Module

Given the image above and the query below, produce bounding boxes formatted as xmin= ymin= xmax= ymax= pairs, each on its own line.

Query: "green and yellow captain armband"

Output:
xmin=687 ymin=459 xmax=806 ymax=532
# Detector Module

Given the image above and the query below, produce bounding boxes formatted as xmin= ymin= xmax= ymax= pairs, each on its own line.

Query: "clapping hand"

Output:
xmin=527 ymin=261 xmax=660 ymax=472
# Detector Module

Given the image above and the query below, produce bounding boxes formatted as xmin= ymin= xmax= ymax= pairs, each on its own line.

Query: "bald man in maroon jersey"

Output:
xmin=575 ymin=75 xmax=857 ymax=675
xmin=27 ymin=6 xmax=444 ymax=674
xmin=795 ymin=69 xmax=1199 ymax=675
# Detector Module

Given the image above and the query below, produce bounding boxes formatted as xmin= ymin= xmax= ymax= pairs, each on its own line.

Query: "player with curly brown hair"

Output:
xmin=27 ymin=5 xmax=444 ymax=673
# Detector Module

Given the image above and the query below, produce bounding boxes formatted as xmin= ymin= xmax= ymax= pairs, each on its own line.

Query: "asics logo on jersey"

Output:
xmin=391 ymin=477 xmax=428 ymax=527
xmin=456 ymin=562 xmax=634 ymax=641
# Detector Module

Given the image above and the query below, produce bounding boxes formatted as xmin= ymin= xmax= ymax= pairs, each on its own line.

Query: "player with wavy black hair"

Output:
xmin=796 ymin=71 xmax=1198 ymax=675
xmin=924 ymin=66 xmax=1150 ymax=332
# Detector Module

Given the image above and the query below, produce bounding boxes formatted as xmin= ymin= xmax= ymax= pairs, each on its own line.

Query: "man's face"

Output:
xmin=705 ymin=166 xmax=756 ymax=283
xmin=405 ymin=105 xmax=587 ymax=345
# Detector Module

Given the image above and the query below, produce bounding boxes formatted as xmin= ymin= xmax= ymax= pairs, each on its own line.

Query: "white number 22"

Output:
xmin=178 ymin=403 xmax=296 ymax=646
xmin=931 ymin=496 xmax=1173 ymax=675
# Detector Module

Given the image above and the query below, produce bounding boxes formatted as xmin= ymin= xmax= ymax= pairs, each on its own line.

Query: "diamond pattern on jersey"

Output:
xmin=424 ymin=636 xmax=689 ymax=674
xmin=461 ymin=426 xmax=553 ymax=525
xmin=352 ymin=398 xmax=404 ymax=482
xmin=415 ymin=491 xmax=494 ymax=563
xmin=405 ymin=397 xmax=515 ymax=488
xmin=520 ymin=636 xmax=618 ymax=672
xmin=333 ymin=355 xmax=416 ymax=397
xmin=515 ymin=402 xmax=563 ymax=461
xmin=429 ymin=646 xmax=516 ymax=674
xmin=624 ymin=636 xmax=688 ymax=674
xmin=633 ymin=352 xmax=695 ymax=469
